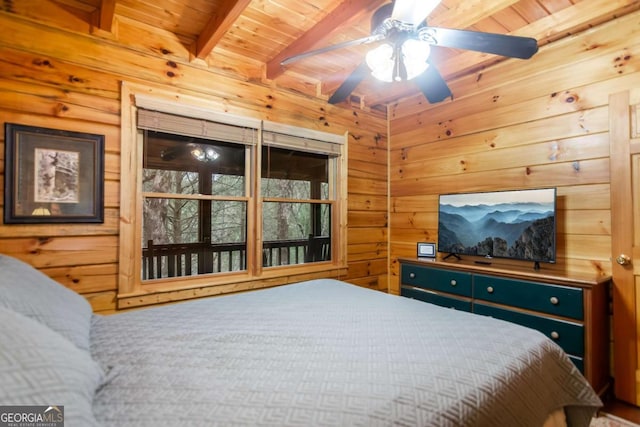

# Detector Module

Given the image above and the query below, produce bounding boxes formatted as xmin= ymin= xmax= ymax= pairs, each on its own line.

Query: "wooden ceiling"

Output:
xmin=7 ymin=0 xmax=640 ymax=112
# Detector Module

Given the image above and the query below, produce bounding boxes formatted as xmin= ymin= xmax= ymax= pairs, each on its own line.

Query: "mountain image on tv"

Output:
xmin=438 ymin=189 xmax=556 ymax=263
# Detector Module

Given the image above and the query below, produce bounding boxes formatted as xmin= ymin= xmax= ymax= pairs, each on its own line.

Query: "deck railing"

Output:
xmin=142 ymin=236 xmax=330 ymax=280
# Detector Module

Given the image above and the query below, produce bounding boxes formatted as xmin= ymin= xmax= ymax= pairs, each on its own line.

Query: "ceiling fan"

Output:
xmin=281 ymin=0 xmax=539 ymax=105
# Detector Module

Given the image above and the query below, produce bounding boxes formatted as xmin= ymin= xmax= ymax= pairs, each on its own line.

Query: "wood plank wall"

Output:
xmin=0 ymin=11 xmax=388 ymax=313
xmin=388 ymin=9 xmax=640 ymax=293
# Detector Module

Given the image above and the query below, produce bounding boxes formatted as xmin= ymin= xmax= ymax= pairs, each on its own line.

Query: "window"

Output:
xmin=261 ymin=146 xmax=333 ymax=267
xmin=141 ymin=132 xmax=249 ymax=279
xmin=118 ymin=88 xmax=346 ymax=297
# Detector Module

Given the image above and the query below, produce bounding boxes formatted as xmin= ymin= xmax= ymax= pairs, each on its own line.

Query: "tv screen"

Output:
xmin=437 ymin=188 xmax=556 ymax=264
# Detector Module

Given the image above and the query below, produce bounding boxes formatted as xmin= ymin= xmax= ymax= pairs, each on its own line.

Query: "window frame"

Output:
xmin=118 ymin=83 xmax=347 ymax=301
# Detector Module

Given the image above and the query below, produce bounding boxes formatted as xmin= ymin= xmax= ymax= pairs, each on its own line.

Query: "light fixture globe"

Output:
xmin=365 ymin=43 xmax=395 ymax=82
xmin=188 ymin=143 xmax=220 ymax=162
xmin=401 ymin=38 xmax=430 ymax=80
xmin=365 ymin=37 xmax=431 ymax=82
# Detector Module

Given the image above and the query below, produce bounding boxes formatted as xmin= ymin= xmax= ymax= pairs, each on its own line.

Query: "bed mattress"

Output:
xmin=90 ymin=279 xmax=601 ymax=426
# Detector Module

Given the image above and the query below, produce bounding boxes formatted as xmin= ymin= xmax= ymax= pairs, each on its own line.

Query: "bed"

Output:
xmin=0 ymin=254 xmax=602 ymax=426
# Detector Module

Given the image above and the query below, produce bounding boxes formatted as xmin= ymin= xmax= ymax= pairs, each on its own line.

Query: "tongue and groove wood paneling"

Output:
xmin=389 ymin=9 xmax=640 ymax=291
xmin=0 ymin=11 xmax=388 ymax=312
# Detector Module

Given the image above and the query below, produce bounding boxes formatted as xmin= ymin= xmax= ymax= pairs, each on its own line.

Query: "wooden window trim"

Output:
xmin=118 ymin=82 xmax=348 ymax=306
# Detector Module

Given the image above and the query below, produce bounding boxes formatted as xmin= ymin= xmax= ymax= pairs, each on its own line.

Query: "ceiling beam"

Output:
xmin=194 ymin=0 xmax=253 ymax=60
xmin=98 ymin=0 xmax=116 ymax=32
xmin=428 ymin=0 xmax=519 ymax=28
xmin=266 ymin=0 xmax=388 ymax=80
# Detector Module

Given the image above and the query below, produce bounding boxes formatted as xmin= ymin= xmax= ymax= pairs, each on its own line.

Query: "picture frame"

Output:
xmin=417 ymin=242 xmax=436 ymax=258
xmin=3 ymin=123 xmax=104 ymax=224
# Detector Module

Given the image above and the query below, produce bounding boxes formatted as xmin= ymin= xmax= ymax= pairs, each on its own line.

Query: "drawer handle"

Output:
xmin=486 ymin=286 xmax=494 ymax=294
xmin=409 ymin=272 xmax=416 ymax=279
xmin=550 ymin=331 xmax=560 ymax=340
xmin=450 ymin=279 xmax=457 ymax=286
xmin=549 ymin=296 xmax=559 ymax=305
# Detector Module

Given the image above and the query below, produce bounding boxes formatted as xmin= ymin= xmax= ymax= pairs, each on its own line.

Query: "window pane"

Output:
xmin=144 ymin=131 xmax=246 ymax=196
xmin=141 ymin=199 xmax=248 ymax=280
xmin=262 ymin=202 xmax=331 ymax=267
xmin=143 ymin=169 xmax=199 ymax=194
xmin=261 ymin=146 xmax=328 ymax=200
xmin=143 ymin=198 xmax=199 ymax=244
xmin=212 ymin=174 xmax=244 ymax=197
xmin=211 ymin=201 xmax=246 ymax=243
xmin=211 ymin=201 xmax=247 ymax=273
xmin=144 ymin=169 xmax=245 ymax=197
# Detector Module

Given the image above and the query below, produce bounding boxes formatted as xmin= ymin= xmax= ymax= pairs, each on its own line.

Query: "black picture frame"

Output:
xmin=4 ymin=123 xmax=104 ymax=224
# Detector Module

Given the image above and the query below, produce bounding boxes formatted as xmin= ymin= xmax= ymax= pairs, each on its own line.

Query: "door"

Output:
xmin=610 ymin=90 xmax=640 ymax=405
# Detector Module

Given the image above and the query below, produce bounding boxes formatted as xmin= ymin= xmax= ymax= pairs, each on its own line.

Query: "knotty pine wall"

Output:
xmin=0 ymin=12 xmax=388 ymax=313
xmin=2 ymin=7 xmax=638 ymax=314
xmin=388 ymin=9 xmax=640 ymax=293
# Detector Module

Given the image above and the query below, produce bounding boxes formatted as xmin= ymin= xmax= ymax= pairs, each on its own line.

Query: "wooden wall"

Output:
xmin=388 ymin=9 xmax=640 ymax=293
xmin=0 ymin=11 xmax=388 ymax=313
xmin=3 ymin=5 xmax=638 ymax=315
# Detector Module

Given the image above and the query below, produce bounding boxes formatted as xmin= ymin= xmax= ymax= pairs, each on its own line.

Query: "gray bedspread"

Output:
xmin=90 ymin=279 xmax=601 ymax=426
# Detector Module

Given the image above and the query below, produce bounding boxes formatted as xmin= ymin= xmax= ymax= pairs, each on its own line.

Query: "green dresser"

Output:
xmin=399 ymin=259 xmax=610 ymax=395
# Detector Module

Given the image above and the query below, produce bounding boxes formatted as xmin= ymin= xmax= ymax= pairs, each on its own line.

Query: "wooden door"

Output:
xmin=610 ymin=90 xmax=640 ymax=405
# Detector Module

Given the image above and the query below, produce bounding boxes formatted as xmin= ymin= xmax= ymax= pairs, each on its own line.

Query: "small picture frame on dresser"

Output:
xmin=417 ymin=242 xmax=436 ymax=258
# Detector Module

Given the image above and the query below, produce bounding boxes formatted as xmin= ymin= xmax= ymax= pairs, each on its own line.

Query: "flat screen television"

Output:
xmin=437 ymin=188 xmax=556 ymax=269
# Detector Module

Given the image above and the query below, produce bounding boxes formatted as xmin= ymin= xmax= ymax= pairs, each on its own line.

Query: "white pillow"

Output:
xmin=0 ymin=307 xmax=104 ymax=426
xmin=0 ymin=254 xmax=93 ymax=351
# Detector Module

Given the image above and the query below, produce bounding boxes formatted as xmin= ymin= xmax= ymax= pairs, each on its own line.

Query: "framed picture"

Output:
xmin=4 ymin=123 xmax=104 ymax=224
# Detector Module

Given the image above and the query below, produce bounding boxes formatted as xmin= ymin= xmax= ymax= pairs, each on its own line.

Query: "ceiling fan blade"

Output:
xmin=427 ymin=27 xmax=538 ymax=59
xmin=281 ymin=34 xmax=385 ymax=66
xmin=391 ymin=0 xmax=441 ymax=27
xmin=414 ymin=61 xmax=452 ymax=104
xmin=328 ymin=62 xmax=370 ymax=104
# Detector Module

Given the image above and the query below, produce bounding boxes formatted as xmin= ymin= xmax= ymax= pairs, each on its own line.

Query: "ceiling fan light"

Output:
xmin=204 ymin=147 xmax=220 ymax=161
xmin=189 ymin=143 xmax=219 ymax=162
xmin=366 ymin=43 xmax=394 ymax=82
xmin=401 ymin=38 xmax=431 ymax=80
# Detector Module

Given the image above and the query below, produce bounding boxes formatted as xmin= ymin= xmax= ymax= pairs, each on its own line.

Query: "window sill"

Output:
xmin=117 ymin=264 xmax=348 ymax=310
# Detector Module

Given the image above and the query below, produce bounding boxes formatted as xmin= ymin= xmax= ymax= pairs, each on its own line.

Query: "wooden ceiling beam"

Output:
xmin=194 ymin=0 xmax=253 ymax=60
xmin=98 ymin=0 xmax=116 ymax=32
xmin=266 ymin=0 xmax=387 ymax=80
xmin=427 ymin=0 xmax=519 ymax=28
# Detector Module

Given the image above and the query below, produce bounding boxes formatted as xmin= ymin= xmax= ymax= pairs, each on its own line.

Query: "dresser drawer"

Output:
xmin=474 ymin=303 xmax=584 ymax=357
xmin=401 ymin=264 xmax=472 ymax=297
xmin=473 ymin=275 xmax=583 ymax=320
xmin=402 ymin=287 xmax=472 ymax=312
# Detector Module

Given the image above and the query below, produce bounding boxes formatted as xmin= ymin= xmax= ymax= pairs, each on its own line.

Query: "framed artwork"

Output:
xmin=3 ymin=123 xmax=104 ymax=224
